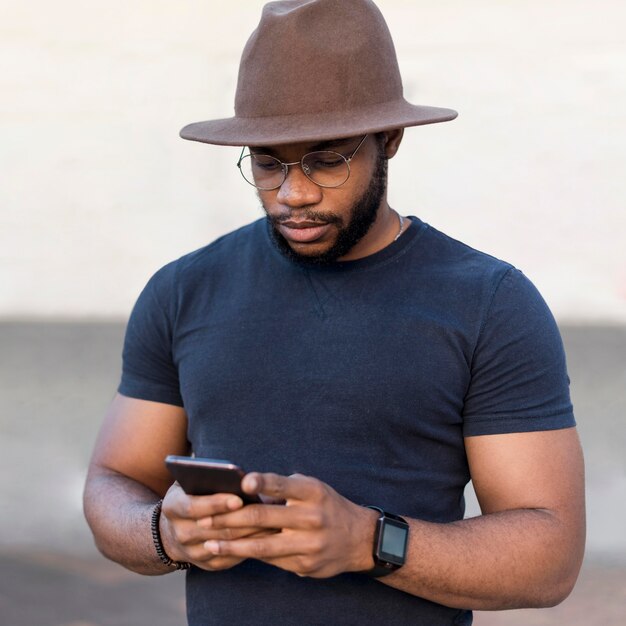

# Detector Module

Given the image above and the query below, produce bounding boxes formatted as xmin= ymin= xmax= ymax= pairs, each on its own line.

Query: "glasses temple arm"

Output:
xmin=237 ymin=145 xmax=247 ymax=167
xmin=346 ymin=135 xmax=369 ymax=162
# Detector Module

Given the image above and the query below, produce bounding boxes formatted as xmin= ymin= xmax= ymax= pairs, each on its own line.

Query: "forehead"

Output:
xmin=250 ymin=136 xmax=361 ymax=157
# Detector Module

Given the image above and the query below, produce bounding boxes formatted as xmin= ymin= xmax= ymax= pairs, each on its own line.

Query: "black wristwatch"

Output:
xmin=364 ymin=506 xmax=409 ymax=577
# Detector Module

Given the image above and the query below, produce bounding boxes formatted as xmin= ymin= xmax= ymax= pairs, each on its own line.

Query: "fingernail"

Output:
xmin=205 ymin=540 xmax=220 ymax=555
xmin=227 ymin=496 xmax=243 ymax=510
xmin=245 ymin=475 xmax=258 ymax=491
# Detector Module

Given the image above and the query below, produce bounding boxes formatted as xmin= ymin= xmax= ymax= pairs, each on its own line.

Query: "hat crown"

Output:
xmin=235 ymin=0 xmax=403 ymax=119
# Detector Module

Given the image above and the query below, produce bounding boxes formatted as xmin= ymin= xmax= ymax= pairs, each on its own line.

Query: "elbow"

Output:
xmin=83 ymin=501 xmax=113 ymax=563
xmin=531 ymin=556 xmax=584 ymax=608
xmin=516 ymin=529 xmax=585 ymax=609
xmin=535 ymin=580 xmax=576 ymax=608
xmin=535 ymin=509 xmax=586 ymax=608
xmin=542 ymin=567 xmax=582 ymax=607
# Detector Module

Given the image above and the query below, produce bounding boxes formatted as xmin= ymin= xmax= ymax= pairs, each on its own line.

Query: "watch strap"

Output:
xmin=367 ymin=562 xmax=400 ymax=577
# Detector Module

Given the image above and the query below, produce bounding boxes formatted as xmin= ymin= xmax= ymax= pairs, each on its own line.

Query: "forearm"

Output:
xmin=83 ymin=467 xmax=170 ymax=575
xmin=384 ymin=508 xmax=583 ymax=610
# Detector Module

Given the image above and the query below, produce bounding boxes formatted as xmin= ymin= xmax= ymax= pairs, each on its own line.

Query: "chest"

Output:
xmin=172 ymin=280 xmax=472 ymax=501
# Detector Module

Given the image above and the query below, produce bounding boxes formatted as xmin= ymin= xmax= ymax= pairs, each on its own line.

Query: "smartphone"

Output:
xmin=165 ymin=455 xmax=261 ymax=504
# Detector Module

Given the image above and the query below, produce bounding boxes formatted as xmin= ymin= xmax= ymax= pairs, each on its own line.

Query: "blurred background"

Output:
xmin=1 ymin=1 xmax=624 ymax=624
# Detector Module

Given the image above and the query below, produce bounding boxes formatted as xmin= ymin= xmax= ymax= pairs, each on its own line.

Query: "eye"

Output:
xmin=306 ymin=152 xmax=345 ymax=169
xmin=252 ymin=155 xmax=282 ymax=171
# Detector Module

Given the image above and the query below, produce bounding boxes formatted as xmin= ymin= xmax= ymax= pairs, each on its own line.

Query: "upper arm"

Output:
xmin=88 ymin=392 xmax=190 ymax=496
xmin=465 ymin=428 xmax=585 ymax=553
xmin=463 ymin=269 xmax=575 ymax=437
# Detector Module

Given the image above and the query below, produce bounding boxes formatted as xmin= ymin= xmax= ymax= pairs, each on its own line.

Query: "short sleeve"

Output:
xmin=463 ymin=268 xmax=575 ymax=436
xmin=117 ymin=264 xmax=184 ymax=407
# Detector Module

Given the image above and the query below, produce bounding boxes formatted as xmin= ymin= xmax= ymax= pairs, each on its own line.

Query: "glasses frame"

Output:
xmin=236 ymin=135 xmax=369 ymax=190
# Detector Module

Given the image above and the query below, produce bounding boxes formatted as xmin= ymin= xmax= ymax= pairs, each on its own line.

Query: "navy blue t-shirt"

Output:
xmin=119 ymin=216 xmax=575 ymax=625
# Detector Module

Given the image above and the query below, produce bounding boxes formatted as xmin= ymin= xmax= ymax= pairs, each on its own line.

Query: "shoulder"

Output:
xmin=408 ymin=220 xmax=522 ymax=317
xmin=145 ymin=218 xmax=267 ymax=294
xmin=169 ymin=217 xmax=266 ymax=275
xmin=425 ymin=226 xmax=553 ymax=328
xmin=417 ymin=221 xmax=513 ymax=281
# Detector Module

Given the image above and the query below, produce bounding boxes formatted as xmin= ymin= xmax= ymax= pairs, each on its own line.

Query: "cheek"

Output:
xmin=319 ymin=191 xmax=359 ymax=224
xmin=257 ymin=190 xmax=277 ymax=212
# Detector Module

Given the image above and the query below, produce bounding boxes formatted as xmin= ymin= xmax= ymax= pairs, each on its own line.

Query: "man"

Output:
xmin=83 ymin=1 xmax=585 ymax=624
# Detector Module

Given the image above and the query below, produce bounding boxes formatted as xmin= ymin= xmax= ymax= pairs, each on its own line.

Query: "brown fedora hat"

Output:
xmin=180 ymin=0 xmax=457 ymax=147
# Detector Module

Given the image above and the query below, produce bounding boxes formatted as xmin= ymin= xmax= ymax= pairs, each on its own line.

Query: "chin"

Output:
xmin=288 ymin=241 xmax=333 ymax=256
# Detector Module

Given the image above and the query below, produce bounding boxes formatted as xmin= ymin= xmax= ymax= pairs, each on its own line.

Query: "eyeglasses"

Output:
xmin=236 ymin=135 xmax=368 ymax=190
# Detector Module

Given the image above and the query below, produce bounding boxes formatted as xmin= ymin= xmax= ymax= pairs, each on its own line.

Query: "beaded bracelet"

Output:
xmin=151 ymin=499 xmax=191 ymax=571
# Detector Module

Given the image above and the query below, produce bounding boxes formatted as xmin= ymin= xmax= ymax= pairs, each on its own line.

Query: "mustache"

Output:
xmin=269 ymin=210 xmax=342 ymax=226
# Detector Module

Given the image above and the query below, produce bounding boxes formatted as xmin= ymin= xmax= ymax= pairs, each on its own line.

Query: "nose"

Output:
xmin=275 ymin=163 xmax=323 ymax=208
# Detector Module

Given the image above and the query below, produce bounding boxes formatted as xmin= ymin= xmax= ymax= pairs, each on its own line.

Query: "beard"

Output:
xmin=264 ymin=145 xmax=388 ymax=266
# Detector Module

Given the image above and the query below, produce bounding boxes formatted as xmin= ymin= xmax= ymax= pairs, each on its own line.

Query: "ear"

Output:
xmin=383 ymin=128 xmax=404 ymax=159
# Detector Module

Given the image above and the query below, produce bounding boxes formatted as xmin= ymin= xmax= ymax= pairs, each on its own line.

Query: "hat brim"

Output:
xmin=179 ymin=99 xmax=457 ymax=147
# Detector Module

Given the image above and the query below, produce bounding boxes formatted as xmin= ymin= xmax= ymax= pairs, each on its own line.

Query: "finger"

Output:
xmin=259 ymin=493 xmax=285 ymax=505
xmin=209 ymin=503 xmax=322 ymax=532
xmin=195 ymin=523 xmax=276 ymax=540
xmin=195 ymin=556 xmax=246 ymax=571
xmin=165 ymin=516 xmax=281 ymax=558
xmin=242 ymin=472 xmax=322 ymax=502
xmin=183 ymin=542 xmax=244 ymax=567
xmin=204 ymin=533 xmax=305 ymax=561
xmin=164 ymin=485 xmax=244 ymax=520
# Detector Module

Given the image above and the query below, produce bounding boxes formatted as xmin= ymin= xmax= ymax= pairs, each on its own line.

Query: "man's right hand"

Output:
xmin=160 ymin=482 xmax=275 ymax=571
xmin=84 ymin=395 xmax=279 ymax=575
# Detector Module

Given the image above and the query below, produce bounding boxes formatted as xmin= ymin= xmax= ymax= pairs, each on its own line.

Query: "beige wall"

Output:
xmin=2 ymin=0 xmax=625 ymax=321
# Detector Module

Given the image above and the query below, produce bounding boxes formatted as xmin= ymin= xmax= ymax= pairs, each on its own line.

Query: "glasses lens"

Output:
xmin=239 ymin=154 xmax=285 ymax=190
xmin=301 ymin=151 xmax=350 ymax=187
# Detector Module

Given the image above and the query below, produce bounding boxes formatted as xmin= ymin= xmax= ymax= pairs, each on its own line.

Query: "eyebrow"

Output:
xmin=252 ymin=137 xmax=357 ymax=156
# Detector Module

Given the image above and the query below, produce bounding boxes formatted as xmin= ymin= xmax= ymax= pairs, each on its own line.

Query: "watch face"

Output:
xmin=378 ymin=517 xmax=409 ymax=566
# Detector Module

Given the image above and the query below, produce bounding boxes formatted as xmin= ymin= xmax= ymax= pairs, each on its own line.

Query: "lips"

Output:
xmin=277 ymin=220 xmax=332 ymax=243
